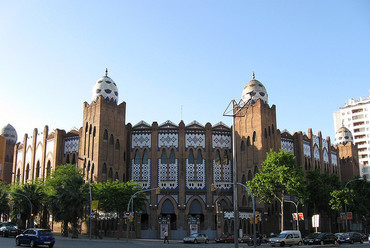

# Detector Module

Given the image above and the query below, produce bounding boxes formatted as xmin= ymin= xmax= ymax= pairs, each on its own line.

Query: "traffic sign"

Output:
xmin=125 ymin=211 xmax=130 ymax=217
xmin=90 ymin=213 xmax=94 ymax=219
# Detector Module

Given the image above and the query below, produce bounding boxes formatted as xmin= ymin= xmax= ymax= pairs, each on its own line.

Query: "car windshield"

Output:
xmin=341 ymin=233 xmax=350 ymax=237
xmin=306 ymin=233 xmax=318 ymax=238
xmin=317 ymin=233 xmax=325 ymax=238
xmin=38 ymin=230 xmax=53 ymax=235
xmin=278 ymin=234 xmax=287 ymax=238
xmin=190 ymin=234 xmax=199 ymax=237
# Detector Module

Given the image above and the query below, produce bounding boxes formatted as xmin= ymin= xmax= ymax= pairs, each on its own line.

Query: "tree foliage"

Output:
xmin=93 ymin=180 xmax=145 ymax=217
xmin=246 ymin=149 xmax=306 ymax=231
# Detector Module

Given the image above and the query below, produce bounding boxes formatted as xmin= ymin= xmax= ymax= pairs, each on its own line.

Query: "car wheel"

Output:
xmin=350 ymin=240 xmax=354 ymax=244
xmin=298 ymin=241 xmax=302 ymax=246
xmin=280 ymin=242 xmax=285 ymax=247
xmin=360 ymin=239 xmax=363 ymax=244
xmin=205 ymin=239 xmax=209 ymax=244
xmin=321 ymin=241 xmax=324 ymax=245
xmin=30 ymin=239 xmax=36 ymax=248
xmin=2 ymin=232 xmax=6 ymax=237
xmin=49 ymin=244 xmax=54 ymax=248
xmin=194 ymin=239 xmax=198 ymax=244
xmin=15 ymin=238 xmax=20 ymax=246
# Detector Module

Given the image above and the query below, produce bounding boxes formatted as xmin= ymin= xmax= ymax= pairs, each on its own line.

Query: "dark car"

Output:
xmin=303 ymin=232 xmax=320 ymax=245
xmin=0 ymin=225 xmax=19 ymax=237
xmin=311 ymin=233 xmax=337 ymax=245
xmin=337 ymin=232 xmax=364 ymax=244
xmin=16 ymin=228 xmax=55 ymax=248
xmin=215 ymin=233 xmax=234 ymax=243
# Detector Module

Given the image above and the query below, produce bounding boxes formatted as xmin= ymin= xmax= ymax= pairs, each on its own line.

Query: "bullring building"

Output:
xmin=1 ymin=70 xmax=359 ymax=239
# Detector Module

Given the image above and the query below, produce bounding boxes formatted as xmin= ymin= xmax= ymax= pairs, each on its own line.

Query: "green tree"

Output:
xmin=10 ymin=182 xmax=45 ymax=228
xmin=246 ymin=149 xmax=306 ymax=231
xmin=45 ymin=164 xmax=88 ymax=238
xmin=0 ymin=182 xmax=10 ymax=220
xmin=305 ymin=169 xmax=341 ymax=214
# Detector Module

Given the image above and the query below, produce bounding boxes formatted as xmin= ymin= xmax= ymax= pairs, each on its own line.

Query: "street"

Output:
xmin=0 ymin=236 xmax=369 ymax=248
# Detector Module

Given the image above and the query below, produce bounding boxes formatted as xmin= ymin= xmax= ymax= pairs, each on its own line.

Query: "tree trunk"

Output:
xmin=281 ymin=192 xmax=285 ymax=232
xmin=71 ymin=220 xmax=79 ymax=238
xmin=62 ymin=220 xmax=68 ymax=237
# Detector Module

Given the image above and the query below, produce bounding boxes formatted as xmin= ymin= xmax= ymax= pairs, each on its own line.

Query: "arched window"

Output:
xmin=134 ymin=150 xmax=140 ymax=164
xmin=188 ymin=150 xmax=194 ymax=164
xmin=242 ymin=195 xmax=247 ymax=206
xmin=215 ymin=150 xmax=221 ymax=165
xmin=254 ymin=165 xmax=259 ymax=175
xmin=72 ymin=154 xmax=76 ymax=164
xmin=91 ymin=164 xmax=95 ymax=175
xmin=46 ymin=161 xmax=51 ymax=177
xmin=247 ymin=170 xmax=252 ymax=181
xmin=264 ymin=128 xmax=267 ymax=138
xmin=253 ymin=131 xmax=256 ymax=142
xmin=115 ymin=172 xmax=119 ymax=180
xmin=108 ymin=168 xmax=113 ymax=178
xmin=196 ymin=150 xmax=203 ymax=164
xmin=241 ymin=141 xmax=245 ymax=152
xmin=115 ymin=139 xmax=120 ymax=150
xmin=109 ymin=134 xmax=114 ymax=145
xmin=161 ymin=150 xmax=167 ymax=164
xmin=169 ymin=149 xmax=175 ymax=164
xmin=268 ymin=126 xmax=271 ymax=136
xmin=142 ymin=149 xmax=149 ymax=164
xmin=222 ymin=151 xmax=229 ymax=165
xmin=66 ymin=154 xmax=70 ymax=164
xmin=89 ymin=124 xmax=92 ymax=134
xmin=25 ymin=164 xmax=30 ymax=181
xmin=272 ymin=124 xmax=275 ymax=134
xmin=102 ymin=163 xmax=107 ymax=174
xmin=36 ymin=161 xmax=40 ymax=178
xmin=242 ymin=174 xmax=246 ymax=184
xmin=103 ymin=129 xmax=108 ymax=141
xmin=247 ymin=136 xmax=251 ymax=146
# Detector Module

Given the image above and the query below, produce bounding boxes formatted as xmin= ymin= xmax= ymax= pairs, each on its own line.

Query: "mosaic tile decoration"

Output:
xmin=132 ymin=132 xmax=152 ymax=150
xmin=131 ymin=158 xmax=151 ymax=189
xmin=186 ymin=158 xmax=206 ymax=190
xmin=314 ymin=146 xmax=320 ymax=161
xmin=323 ymin=149 xmax=329 ymax=163
xmin=322 ymin=139 xmax=328 ymax=150
xmin=158 ymin=159 xmax=179 ymax=190
xmin=281 ymin=138 xmax=294 ymax=154
xmin=212 ymin=132 xmax=232 ymax=150
xmin=64 ymin=137 xmax=79 ymax=154
xmin=303 ymin=141 xmax=311 ymax=157
xmin=212 ymin=160 xmax=232 ymax=190
xmin=158 ymin=131 xmax=179 ymax=150
xmin=185 ymin=131 xmax=206 ymax=150
xmin=313 ymin=135 xmax=320 ymax=148
xmin=331 ymin=152 xmax=338 ymax=166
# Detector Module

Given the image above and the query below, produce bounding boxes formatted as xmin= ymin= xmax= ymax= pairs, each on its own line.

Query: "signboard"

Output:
xmin=91 ymin=200 xmax=99 ymax=210
xmin=347 ymin=212 xmax=352 ymax=220
xmin=160 ymin=224 xmax=168 ymax=239
xmin=292 ymin=213 xmax=298 ymax=221
xmin=190 ymin=224 xmax=198 ymax=234
xmin=125 ymin=211 xmax=130 ymax=217
xmin=298 ymin=213 xmax=304 ymax=220
xmin=312 ymin=214 xmax=319 ymax=228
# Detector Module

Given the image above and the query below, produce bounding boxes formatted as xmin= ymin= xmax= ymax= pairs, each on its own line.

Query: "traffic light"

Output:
xmin=211 ymin=184 xmax=216 ymax=191
xmin=30 ymin=213 xmax=34 ymax=217
xmin=156 ymin=187 xmax=161 ymax=194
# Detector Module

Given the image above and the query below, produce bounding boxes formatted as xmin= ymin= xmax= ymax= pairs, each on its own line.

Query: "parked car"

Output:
xmin=215 ymin=233 xmax=234 ymax=243
xmin=0 ymin=225 xmax=18 ymax=237
xmin=183 ymin=233 xmax=209 ymax=244
xmin=303 ymin=232 xmax=320 ymax=245
xmin=270 ymin=230 xmax=302 ymax=247
xmin=239 ymin=234 xmax=252 ymax=243
xmin=311 ymin=233 xmax=337 ymax=245
xmin=15 ymin=228 xmax=55 ymax=248
xmin=337 ymin=232 xmax=364 ymax=244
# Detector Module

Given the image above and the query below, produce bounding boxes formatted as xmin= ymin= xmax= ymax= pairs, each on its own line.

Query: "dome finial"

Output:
xmin=105 ymin=68 xmax=108 ymax=77
xmin=252 ymin=71 xmax=255 ymax=79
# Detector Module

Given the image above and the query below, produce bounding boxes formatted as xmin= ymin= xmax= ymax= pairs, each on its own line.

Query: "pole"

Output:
xmin=232 ymin=109 xmax=239 ymax=248
xmin=284 ymin=200 xmax=299 ymax=230
xmin=89 ymin=180 xmax=92 ymax=240
xmin=0 ymin=190 xmax=33 ymax=227
xmin=344 ymin=178 xmax=364 ymax=232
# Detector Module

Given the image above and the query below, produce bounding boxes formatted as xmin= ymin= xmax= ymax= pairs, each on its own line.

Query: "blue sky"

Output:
xmin=0 ymin=0 xmax=369 ymax=143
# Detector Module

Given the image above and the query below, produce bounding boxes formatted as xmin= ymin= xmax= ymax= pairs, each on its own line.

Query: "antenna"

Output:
xmin=181 ymin=105 xmax=183 ymax=120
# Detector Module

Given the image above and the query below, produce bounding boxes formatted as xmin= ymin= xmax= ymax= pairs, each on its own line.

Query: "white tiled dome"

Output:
xmin=91 ymin=69 xmax=119 ymax=104
xmin=241 ymin=73 xmax=268 ymax=106
xmin=335 ymin=126 xmax=353 ymax=145
xmin=0 ymin=124 xmax=18 ymax=144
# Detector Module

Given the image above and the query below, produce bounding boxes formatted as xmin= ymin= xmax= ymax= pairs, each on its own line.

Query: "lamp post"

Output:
xmin=0 ymin=190 xmax=33 ymax=227
xmin=344 ymin=177 xmax=364 ymax=232
xmin=284 ymin=200 xmax=299 ymax=230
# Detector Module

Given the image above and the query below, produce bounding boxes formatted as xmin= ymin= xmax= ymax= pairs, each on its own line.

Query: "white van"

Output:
xmin=270 ymin=230 xmax=302 ymax=247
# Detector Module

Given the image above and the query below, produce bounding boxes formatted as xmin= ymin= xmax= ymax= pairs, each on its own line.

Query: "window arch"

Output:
xmin=247 ymin=136 xmax=251 ymax=146
xmin=242 ymin=174 xmax=246 ymax=184
xmin=103 ymin=129 xmax=108 ymax=141
xmin=46 ymin=161 xmax=51 ymax=177
xmin=102 ymin=163 xmax=107 ymax=174
xmin=222 ymin=150 xmax=229 ymax=165
xmin=161 ymin=149 xmax=167 ymax=164
xmin=188 ymin=149 xmax=195 ymax=164
xmin=143 ymin=149 xmax=149 ymax=164
xmin=253 ymin=131 xmax=256 ymax=142
xmin=272 ymin=124 xmax=275 ymax=134
xmin=115 ymin=139 xmax=120 ymax=150
xmin=169 ymin=149 xmax=175 ymax=164
xmin=254 ymin=165 xmax=259 ymax=175
xmin=72 ymin=154 xmax=76 ymax=164
xmin=115 ymin=172 xmax=119 ymax=180
xmin=108 ymin=168 xmax=113 ymax=179
xmin=196 ymin=150 xmax=203 ymax=164
xmin=66 ymin=154 xmax=70 ymax=164
xmin=36 ymin=161 xmax=40 ymax=178
xmin=25 ymin=164 xmax=30 ymax=181
xmin=247 ymin=170 xmax=252 ymax=181
xmin=268 ymin=126 xmax=271 ymax=136
xmin=215 ymin=150 xmax=221 ymax=165
xmin=241 ymin=141 xmax=245 ymax=152
xmin=134 ymin=150 xmax=140 ymax=164
xmin=242 ymin=195 xmax=247 ymax=206
xmin=264 ymin=128 xmax=267 ymax=138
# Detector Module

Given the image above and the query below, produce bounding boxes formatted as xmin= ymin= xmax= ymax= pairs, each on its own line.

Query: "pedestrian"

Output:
xmin=163 ymin=230 xmax=169 ymax=244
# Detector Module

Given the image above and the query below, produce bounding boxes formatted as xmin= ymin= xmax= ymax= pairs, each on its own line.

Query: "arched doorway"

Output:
xmin=159 ymin=199 xmax=176 ymax=239
xmin=187 ymin=199 xmax=204 ymax=235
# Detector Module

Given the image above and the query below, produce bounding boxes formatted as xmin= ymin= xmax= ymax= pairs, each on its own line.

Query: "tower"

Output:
xmin=78 ymin=69 xmax=128 ymax=183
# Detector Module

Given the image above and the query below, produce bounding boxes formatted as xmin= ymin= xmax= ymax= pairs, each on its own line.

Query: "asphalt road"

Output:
xmin=0 ymin=236 xmax=368 ymax=248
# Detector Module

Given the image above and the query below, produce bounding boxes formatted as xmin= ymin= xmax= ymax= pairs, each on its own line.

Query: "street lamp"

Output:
xmin=344 ymin=177 xmax=364 ymax=232
xmin=284 ymin=200 xmax=299 ymax=230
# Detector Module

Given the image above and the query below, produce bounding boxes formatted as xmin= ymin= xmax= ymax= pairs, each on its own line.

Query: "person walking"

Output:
xmin=163 ymin=230 xmax=169 ymax=244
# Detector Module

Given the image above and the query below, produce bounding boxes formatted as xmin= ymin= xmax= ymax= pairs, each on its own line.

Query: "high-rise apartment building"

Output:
xmin=334 ymin=95 xmax=370 ymax=176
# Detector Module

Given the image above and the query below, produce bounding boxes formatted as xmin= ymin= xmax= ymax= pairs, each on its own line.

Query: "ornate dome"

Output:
xmin=241 ymin=72 xmax=268 ymax=106
xmin=335 ymin=126 xmax=353 ymax=145
xmin=0 ymin=124 xmax=18 ymax=144
xmin=91 ymin=69 xmax=119 ymax=104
